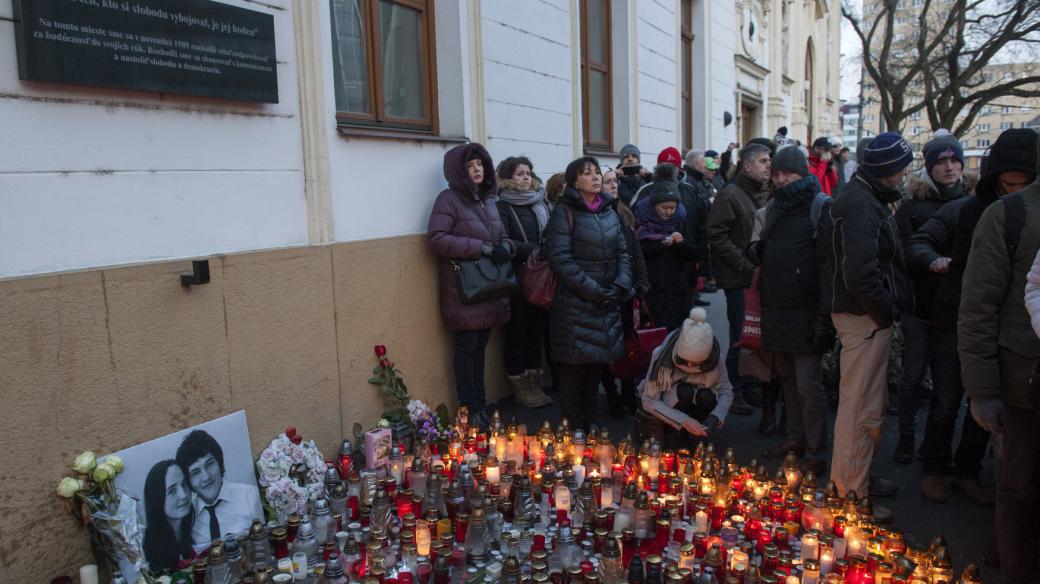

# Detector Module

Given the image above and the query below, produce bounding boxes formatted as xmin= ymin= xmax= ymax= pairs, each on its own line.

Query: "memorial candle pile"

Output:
xmin=201 ymin=409 xmax=982 ymax=583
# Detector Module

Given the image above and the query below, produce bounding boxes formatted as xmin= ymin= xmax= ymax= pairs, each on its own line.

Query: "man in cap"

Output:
xmin=820 ymin=131 xmax=915 ymax=521
xmin=809 ymin=137 xmax=840 ymax=195
xmin=616 ymin=143 xmax=651 ymax=206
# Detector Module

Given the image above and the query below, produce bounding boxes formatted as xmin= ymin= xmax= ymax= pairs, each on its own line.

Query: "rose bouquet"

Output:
xmin=56 ymin=451 xmax=149 ymax=582
xmin=255 ymin=427 xmax=326 ymax=522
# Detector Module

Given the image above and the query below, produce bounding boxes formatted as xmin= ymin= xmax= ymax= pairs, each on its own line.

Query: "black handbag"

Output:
xmin=451 ymin=257 xmax=518 ymax=304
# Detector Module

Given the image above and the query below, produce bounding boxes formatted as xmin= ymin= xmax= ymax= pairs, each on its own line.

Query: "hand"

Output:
xmin=702 ymin=415 xmax=720 ymax=431
xmin=640 ymin=166 xmax=652 ymax=179
xmin=671 ymin=232 xmax=684 ymax=244
xmin=970 ymin=398 xmax=1006 ymax=434
xmin=597 ymin=286 xmax=618 ymax=308
xmin=728 ymin=143 xmax=738 ymax=151
xmin=489 ymin=244 xmax=511 ymax=265
xmin=821 ymin=151 xmax=833 ymax=162
xmin=662 ymin=236 xmax=674 ymax=247
xmin=682 ymin=417 xmax=708 ymax=436
xmin=929 ymin=257 xmax=952 ymax=273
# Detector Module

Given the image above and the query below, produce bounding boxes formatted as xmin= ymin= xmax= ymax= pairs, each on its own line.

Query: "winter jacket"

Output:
xmin=746 ymin=175 xmax=829 ymax=354
xmin=617 ymin=172 xmax=648 ymax=207
xmin=427 ymin=143 xmax=514 ymax=332
xmin=496 ymin=177 xmax=548 ymax=264
xmin=545 ymin=188 xmax=634 ymax=365
xmin=636 ymin=198 xmax=699 ymax=331
xmin=634 ymin=166 xmax=708 ymax=273
xmin=808 ymin=153 xmax=838 ymax=196
xmin=706 ymin=173 xmax=766 ymax=289
xmin=681 ymin=166 xmax=717 ymax=207
xmin=959 ymin=181 xmax=1040 ymax=410
xmin=896 ymin=171 xmax=975 ymax=323
xmin=819 ymin=171 xmax=910 ymax=329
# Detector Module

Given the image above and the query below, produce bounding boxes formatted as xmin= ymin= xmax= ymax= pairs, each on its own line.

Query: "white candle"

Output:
xmin=801 ymin=533 xmax=819 ymax=562
xmin=819 ymin=548 xmax=835 ymax=574
xmin=785 ymin=576 xmax=800 ymax=584
xmin=485 ymin=464 xmax=500 ymax=485
xmin=695 ymin=510 xmax=709 ymax=533
xmin=847 ymin=536 xmax=865 ymax=558
xmin=600 ymin=483 xmax=614 ymax=508
xmin=79 ymin=565 xmax=99 ymax=584
xmin=573 ymin=464 xmax=586 ymax=489
xmin=833 ymin=537 xmax=847 ymax=560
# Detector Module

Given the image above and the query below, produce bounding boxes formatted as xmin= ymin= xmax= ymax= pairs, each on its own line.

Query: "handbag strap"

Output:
xmin=506 ymin=205 xmax=529 ymax=243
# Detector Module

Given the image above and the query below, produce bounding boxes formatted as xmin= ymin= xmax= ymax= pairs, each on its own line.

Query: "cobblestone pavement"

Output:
xmin=494 ymin=290 xmax=999 ymax=580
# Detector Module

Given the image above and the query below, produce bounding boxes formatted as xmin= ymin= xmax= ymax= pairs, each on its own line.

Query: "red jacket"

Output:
xmin=808 ymin=153 xmax=839 ymax=195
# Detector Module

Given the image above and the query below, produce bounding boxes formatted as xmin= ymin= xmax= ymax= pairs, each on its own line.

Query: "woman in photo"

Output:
xmin=142 ymin=459 xmax=196 ymax=572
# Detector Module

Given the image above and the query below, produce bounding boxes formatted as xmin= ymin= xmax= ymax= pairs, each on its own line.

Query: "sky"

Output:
xmin=839 ymin=0 xmax=864 ymax=102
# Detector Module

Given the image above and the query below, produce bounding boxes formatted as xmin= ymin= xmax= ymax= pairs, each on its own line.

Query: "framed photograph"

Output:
xmin=102 ymin=411 xmax=262 ymax=576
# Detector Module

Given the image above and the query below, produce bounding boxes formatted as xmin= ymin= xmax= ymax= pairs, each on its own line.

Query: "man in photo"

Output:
xmin=175 ymin=429 xmax=262 ymax=547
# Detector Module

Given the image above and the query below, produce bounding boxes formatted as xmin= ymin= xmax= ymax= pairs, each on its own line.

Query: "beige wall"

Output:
xmin=0 ymin=235 xmax=509 ymax=581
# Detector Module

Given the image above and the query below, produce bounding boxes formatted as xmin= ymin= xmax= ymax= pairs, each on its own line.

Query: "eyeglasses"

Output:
xmin=674 ymin=354 xmax=699 ymax=368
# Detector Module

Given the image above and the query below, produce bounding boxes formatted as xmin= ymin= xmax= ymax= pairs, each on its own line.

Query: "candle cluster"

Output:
xmin=196 ymin=409 xmax=982 ymax=583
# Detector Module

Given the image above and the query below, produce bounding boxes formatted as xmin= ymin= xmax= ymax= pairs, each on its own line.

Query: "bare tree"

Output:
xmin=843 ymin=0 xmax=1040 ymax=137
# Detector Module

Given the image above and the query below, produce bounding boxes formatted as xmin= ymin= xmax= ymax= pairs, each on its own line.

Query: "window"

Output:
xmin=978 ymin=123 xmax=990 ymax=132
xmin=910 ymin=111 xmax=922 ymax=120
xmin=1024 ymin=106 xmax=1032 ymax=114
xmin=912 ymin=0 xmax=924 ymax=6
xmin=976 ymin=139 xmax=991 ymax=148
xmin=981 ymin=106 xmax=992 ymax=114
xmin=1001 ymin=122 xmax=1013 ymax=130
xmin=1002 ymin=106 xmax=1013 ymax=114
xmin=864 ymin=114 xmax=875 ymax=122
xmin=581 ymin=0 xmax=612 ymax=151
xmin=680 ymin=0 xmax=694 ymax=153
xmin=330 ymin=0 xmax=438 ymax=133
xmin=910 ymin=126 xmax=921 ymax=135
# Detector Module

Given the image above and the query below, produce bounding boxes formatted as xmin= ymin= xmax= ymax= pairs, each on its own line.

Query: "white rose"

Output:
xmin=72 ymin=451 xmax=97 ymax=474
xmin=56 ymin=477 xmax=84 ymax=498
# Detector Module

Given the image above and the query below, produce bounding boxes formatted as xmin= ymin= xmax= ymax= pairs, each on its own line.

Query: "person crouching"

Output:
xmin=636 ymin=308 xmax=734 ymax=449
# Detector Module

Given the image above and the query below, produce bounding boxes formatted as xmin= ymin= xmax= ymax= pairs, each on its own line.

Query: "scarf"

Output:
xmin=634 ymin=197 xmax=688 ymax=241
xmin=641 ymin=329 xmax=722 ymax=401
xmin=919 ymin=169 xmax=964 ymax=201
xmin=498 ymin=178 xmax=551 ymax=232
xmin=770 ymin=175 xmax=821 ymax=209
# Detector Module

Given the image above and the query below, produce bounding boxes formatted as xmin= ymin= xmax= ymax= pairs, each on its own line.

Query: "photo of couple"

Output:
xmin=108 ymin=411 xmax=262 ymax=574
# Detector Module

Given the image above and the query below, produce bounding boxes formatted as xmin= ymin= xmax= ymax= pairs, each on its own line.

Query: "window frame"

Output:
xmin=580 ymin=0 xmax=613 ymax=153
xmin=331 ymin=0 xmax=440 ymax=135
xmin=680 ymin=0 xmax=694 ymax=153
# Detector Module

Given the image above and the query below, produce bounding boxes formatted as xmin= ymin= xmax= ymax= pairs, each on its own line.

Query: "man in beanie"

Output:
xmin=616 ymin=143 xmax=651 ymax=206
xmin=706 ymin=143 xmax=773 ymax=416
xmin=705 ymin=149 xmax=727 ymax=191
xmin=892 ymin=133 xmax=981 ymax=499
xmin=636 ymin=307 xmax=734 ymax=449
xmin=820 ymin=131 xmax=915 ymax=521
xmin=746 ymin=146 xmax=832 ymax=475
xmin=636 ymin=148 xmax=709 ymax=309
xmin=809 ymin=137 xmax=839 ymax=195
xmin=957 ymin=128 xmax=1040 ymax=581
xmin=683 ymin=150 xmax=720 ymax=295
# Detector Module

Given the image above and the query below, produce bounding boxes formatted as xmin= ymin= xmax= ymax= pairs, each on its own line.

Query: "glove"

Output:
xmin=970 ymin=398 xmax=1005 ymax=434
xmin=489 ymin=243 xmax=511 ymax=265
xmin=682 ymin=417 xmax=708 ymax=436
xmin=702 ymin=415 xmax=720 ymax=431
xmin=597 ymin=286 xmax=618 ymax=308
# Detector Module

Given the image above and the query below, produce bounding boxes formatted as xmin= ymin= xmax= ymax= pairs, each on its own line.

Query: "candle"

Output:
xmin=485 ymin=462 xmax=500 ymax=485
xmin=785 ymin=576 xmax=800 ymax=584
xmin=847 ymin=535 xmax=865 ymax=559
xmin=695 ymin=509 xmax=709 ymax=533
xmin=832 ymin=537 xmax=847 ymax=561
xmin=730 ymin=550 xmax=749 ymax=573
xmin=600 ymin=482 xmax=614 ymax=508
xmin=801 ymin=532 xmax=820 ymax=562
xmin=79 ymin=565 xmax=99 ymax=584
xmin=573 ymin=463 xmax=586 ymax=489
xmin=437 ymin=518 xmax=452 ymax=539
xmin=820 ymin=548 xmax=835 ymax=574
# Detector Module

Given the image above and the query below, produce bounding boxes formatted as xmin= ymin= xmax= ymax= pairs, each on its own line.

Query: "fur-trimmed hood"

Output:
xmin=497 ymin=175 xmax=544 ymax=194
xmin=906 ymin=169 xmax=978 ymax=201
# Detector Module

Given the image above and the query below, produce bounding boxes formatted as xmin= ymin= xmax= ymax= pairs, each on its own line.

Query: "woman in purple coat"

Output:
xmin=427 ymin=143 xmax=516 ymax=428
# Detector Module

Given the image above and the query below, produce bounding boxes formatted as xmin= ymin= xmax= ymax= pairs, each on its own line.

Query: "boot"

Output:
xmin=760 ymin=439 xmax=807 ymax=460
xmin=921 ymin=474 xmax=948 ymax=503
xmin=510 ymin=373 xmax=545 ymax=408
xmin=893 ymin=434 xmax=914 ymax=464
xmin=951 ymin=477 xmax=995 ymax=506
xmin=525 ymin=369 xmax=554 ymax=406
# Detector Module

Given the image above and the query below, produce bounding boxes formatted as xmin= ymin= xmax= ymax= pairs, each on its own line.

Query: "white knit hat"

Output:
xmin=674 ymin=308 xmax=714 ymax=365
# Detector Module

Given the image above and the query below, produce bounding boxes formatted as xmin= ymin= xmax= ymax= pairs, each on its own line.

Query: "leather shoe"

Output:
xmin=951 ymin=477 xmax=995 ymax=507
xmin=869 ymin=476 xmax=898 ymax=498
xmin=761 ymin=440 xmax=807 ymax=460
xmin=921 ymin=474 xmax=948 ymax=503
xmin=894 ymin=435 xmax=914 ymax=464
xmin=730 ymin=395 xmax=753 ymax=416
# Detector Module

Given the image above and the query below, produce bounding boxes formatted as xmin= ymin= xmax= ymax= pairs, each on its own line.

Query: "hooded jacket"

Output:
xmin=818 ymin=171 xmax=910 ymax=329
xmin=808 ymin=153 xmax=839 ymax=195
xmin=544 ymin=188 xmax=633 ymax=365
xmin=896 ymin=170 xmax=976 ymax=322
xmin=427 ymin=143 xmax=513 ymax=331
xmin=706 ymin=173 xmax=766 ymax=289
xmin=635 ymin=193 xmax=699 ymax=331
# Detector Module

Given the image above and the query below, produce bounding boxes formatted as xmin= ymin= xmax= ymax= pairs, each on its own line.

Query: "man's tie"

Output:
xmin=205 ymin=502 xmax=221 ymax=541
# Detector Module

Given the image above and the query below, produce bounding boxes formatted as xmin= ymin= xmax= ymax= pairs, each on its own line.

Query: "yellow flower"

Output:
xmin=56 ymin=477 xmax=84 ymax=498
xmin=104 ymin=455 xmax=124 ymax=474
xmin=72 ymin=451 xmax=97 ymax=474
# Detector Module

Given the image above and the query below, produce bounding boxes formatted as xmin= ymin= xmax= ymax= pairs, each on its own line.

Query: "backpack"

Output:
xmin=761 ymin=192 xmax=830 ymax=241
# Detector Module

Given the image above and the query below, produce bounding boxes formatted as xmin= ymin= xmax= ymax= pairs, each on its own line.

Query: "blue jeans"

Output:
xmin=897 ymin=314 xmax=930 ymax=437
xmin=454 ymin=329 xmax=491 ymax=413
xmin=724 ymin=288 xmax=746 ymax=395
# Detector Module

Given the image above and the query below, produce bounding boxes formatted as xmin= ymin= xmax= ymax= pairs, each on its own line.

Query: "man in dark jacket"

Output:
xmin=705 ymin=149 xmax=726 ymax=192
xmin=705 ymin=143 xmax=771 ymax=415
xmin=820 ymin=131 xmax=914 ymax=521
xmin=808 ymin=137 xmax=839 ymax=196
xmin=746 ymin=147 xmax=830 ymax=475
xmin=958 ymin=130 xmax=1040 ymax=582
xmin=684 ymin=149 xmax=719 ymax=295
xmin=616 ymin=143 xmax=651 ymax=206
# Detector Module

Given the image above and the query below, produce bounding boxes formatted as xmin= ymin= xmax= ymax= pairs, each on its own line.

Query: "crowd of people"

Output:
xmin=427 ymin=126 xmax=1040 ymax=582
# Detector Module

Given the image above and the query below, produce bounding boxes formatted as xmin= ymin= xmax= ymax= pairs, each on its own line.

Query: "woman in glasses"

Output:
xmin=636 ymin=307 xmax=734 ymax=449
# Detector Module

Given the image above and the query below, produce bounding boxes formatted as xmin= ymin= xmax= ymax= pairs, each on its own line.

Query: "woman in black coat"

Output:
xmin=545 ymin=156 xmax=634 ymax=431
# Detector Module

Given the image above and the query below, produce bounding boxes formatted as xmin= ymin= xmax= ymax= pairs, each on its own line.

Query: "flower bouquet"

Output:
xmin=255 ymin=427 xmax=326 ymax=523
xmin=407 ymin=399 xmax=455 ymax=447
xmin=56 ymin=451 xmax=149 ymax=583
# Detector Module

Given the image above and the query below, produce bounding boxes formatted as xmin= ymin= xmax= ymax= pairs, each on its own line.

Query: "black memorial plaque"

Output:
xmin=13 ymin=0 xmax=278 ymax=103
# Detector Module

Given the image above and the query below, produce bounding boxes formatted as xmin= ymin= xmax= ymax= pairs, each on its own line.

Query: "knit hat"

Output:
xmin=977 ymin=128 xmax=1040 ymax=199
xmin=749 ymin=137 xmax=777 ymax=157
xmin=619 ymin=144 xmax=641 ymax=162
xmin=646 ymin=164 xmax=681 ymax=206
xmin=923 ymin=134 xmax=964 ymax=173
xmin=657 ymin=147 xmax=683 ymax=167
xmin=704 ymin=149 xmax=720 ymax=159
xmin=674 ymin=308 xmax=715 ymax=365
xmin=812 ymin=137 xmax=833 ymax=150
xmin=861 ymin=132 xmax=914 ymax=178
xmin=771 ymin=145 xmax=810 ymax=177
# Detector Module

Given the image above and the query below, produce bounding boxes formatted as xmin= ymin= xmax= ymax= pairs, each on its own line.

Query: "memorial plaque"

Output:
xmin=13 ymin=0 xmax=278 ymax=103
